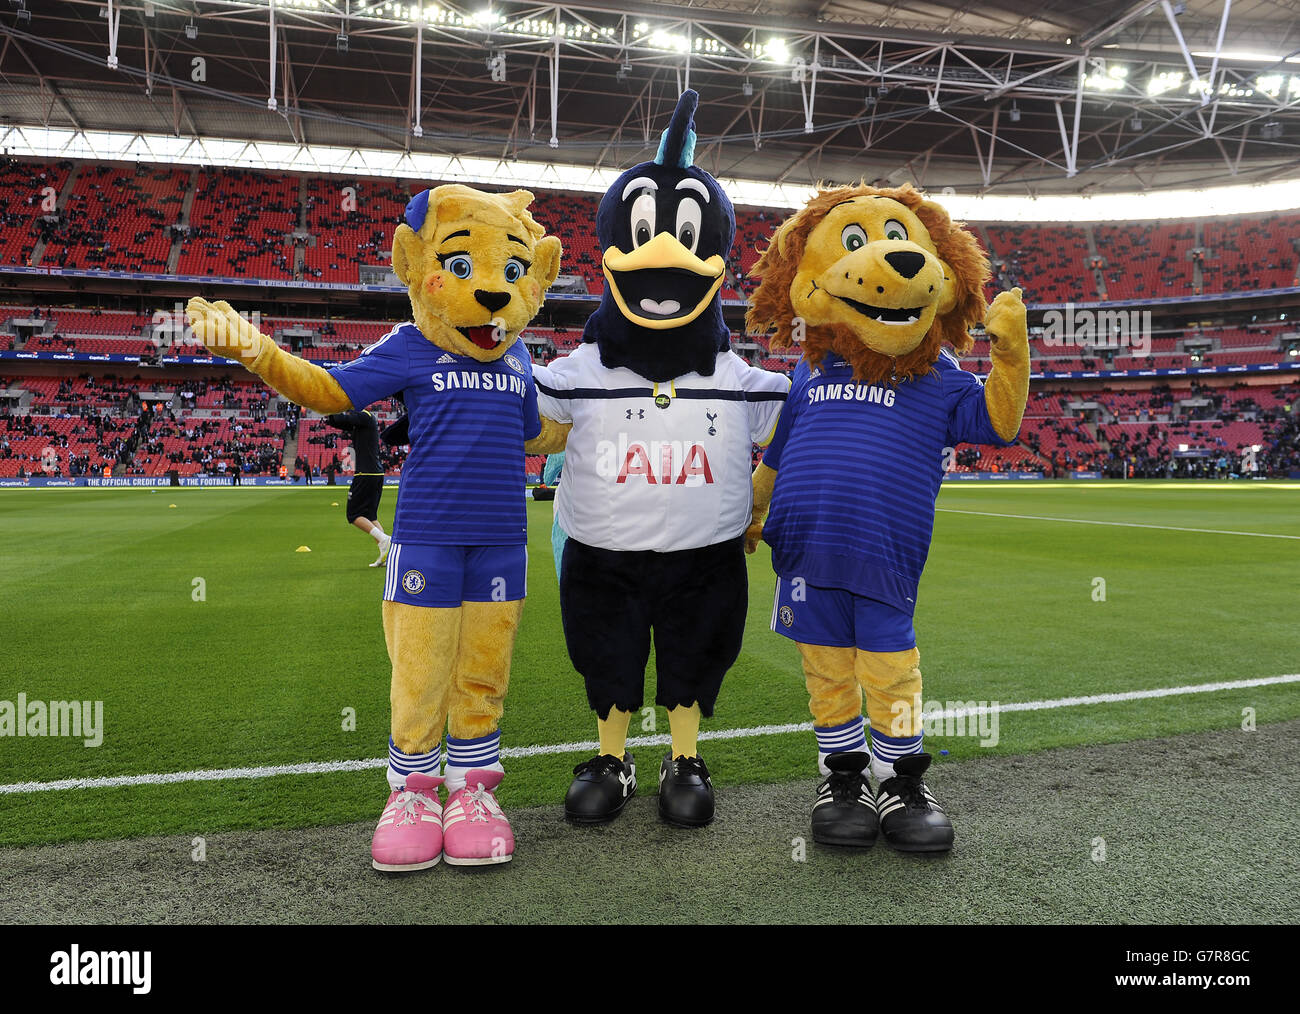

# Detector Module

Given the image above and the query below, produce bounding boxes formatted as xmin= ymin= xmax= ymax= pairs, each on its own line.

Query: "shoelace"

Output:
xmin=461 ymin=783 xmax=505 ymax=823
xmin=392 ymin=789 xmax=435 ymax=826
xmin=884 ymin=775 xmax=932 ymax=812
xmin=672 ymin=756 xmax=708 ymax=779
xmin=819 ymin=771 xmax=867 ymax=805
xmin=573 ymin=754 xmax=624 ymax=778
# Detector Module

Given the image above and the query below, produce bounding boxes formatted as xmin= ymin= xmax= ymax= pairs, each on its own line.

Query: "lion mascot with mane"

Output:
xmin=186 ymin=185 xmax=561 ymax=872
xmin=744 ymin=182 xmax=1029 ymax=853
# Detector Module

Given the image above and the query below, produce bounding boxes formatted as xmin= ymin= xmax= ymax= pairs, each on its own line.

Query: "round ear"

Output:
xmin=391 ymin=223 xmax=422 ymax=286
xmin=773 ymin=216 xmax=801 ymax=260
xmin=504 ymin=190 xmax=541 ymax=232
xmin=532 ymin=235 xmax=563 ymax=290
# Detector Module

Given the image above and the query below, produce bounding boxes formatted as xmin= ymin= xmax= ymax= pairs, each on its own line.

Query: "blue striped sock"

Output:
xmin=387 ymin=737 xmax=441 ymax=791
xmin=813 ymin=716 xmax=868 ymax=775
xmin=869 ymin=727 xmax=922 ymax=782
xmin=444 ymin=730 xmax=502 ymax=792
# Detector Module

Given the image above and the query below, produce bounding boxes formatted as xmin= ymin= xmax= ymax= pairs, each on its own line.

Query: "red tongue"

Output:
xmin=464 ymin=326 xmax=501 ymax=350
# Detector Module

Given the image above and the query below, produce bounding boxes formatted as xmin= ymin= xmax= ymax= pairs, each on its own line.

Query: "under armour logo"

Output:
xmin=706 ymin=410 xmax=718 ymax=436
xmin=626 ymin=408 xmax=645 ymax=420
xmin=618 ymin=771 xmax=635 ymax=797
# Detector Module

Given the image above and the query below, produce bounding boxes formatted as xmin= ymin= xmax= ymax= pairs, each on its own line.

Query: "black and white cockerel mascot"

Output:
xmin=529 ymin=90 xmax=789 ymax=827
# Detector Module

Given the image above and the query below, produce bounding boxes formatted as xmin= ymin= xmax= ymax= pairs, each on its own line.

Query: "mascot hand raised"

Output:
xmin=187 ymin=184 xmax=561 ymax=873
xmin=745 ymin=182 xmax=1031 ymax=855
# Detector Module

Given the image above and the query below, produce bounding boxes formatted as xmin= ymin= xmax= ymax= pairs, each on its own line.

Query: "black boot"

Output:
xmin=657 ymin=753 xmax=715 ymax=827
xmin=875 ymin=753 xmax=954 ymax=853
xmin=564 ymin=752 xmax=636 ymax=824
xmin=811 ymin=751 xmax=878 ymax=847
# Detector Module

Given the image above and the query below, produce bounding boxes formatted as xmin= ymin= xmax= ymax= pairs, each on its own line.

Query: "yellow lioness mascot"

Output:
xmin=745 ymin=182 xmax=1029 ymax=853
xmin=187 ymin=185 xmax=561 ymax=871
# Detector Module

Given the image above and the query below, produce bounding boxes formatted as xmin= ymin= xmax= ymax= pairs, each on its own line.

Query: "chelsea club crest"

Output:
xmin=402 ymin=570 xmax=427 ymax=595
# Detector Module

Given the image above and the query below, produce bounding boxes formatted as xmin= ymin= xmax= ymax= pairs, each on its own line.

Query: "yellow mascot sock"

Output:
xmin=598 ymin=708 xmax=632 ymax=759
xmin=446 ymin=599 xmax=523 ymax=741
xmin=797 ymin=642 xmax=862 ymax=729
xmin=856 ymin=647 xmax=924 ymax=740
xmin=857 ymin=647 xmax=924 ymax=782
xmin=667 ymin=703 xmax=701 ymax=759
xmin=384 ymin=600 xmax=461 ymax=789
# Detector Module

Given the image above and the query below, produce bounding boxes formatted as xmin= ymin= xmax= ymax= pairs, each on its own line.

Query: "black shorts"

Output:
xmin=345 ymin=475 xmax=384 ymax=523
xmin=559 ymin=535 xmax=748 ymax=720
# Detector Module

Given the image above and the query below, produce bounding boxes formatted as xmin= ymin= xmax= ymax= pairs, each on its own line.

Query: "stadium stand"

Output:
xmin=2 ymin=156 xmax=1299 ymax=307
xmin=0 ymin=158 xmax=71 ymax=267
xmin=175 ymin=168 xmax=298 ymax=279
xmin=1200 ymin=213 xmax=1300 ymax=294
xmin=529 ymin=189 xmax=605 ymax=294
xmin=38 ymin=165 xmax=186 ymax=272
xmin=301 ymin=176 xmax=410 ymax=283
xmin=1094 ymin=222 xmax=1197 ymax=301
xmin=2 ymin=158 xmax=1299 ymax=483
xmin=3 ymin=352 xmax=1296 ymax=480
xmin=984 ymin=224 xmax=1098 ymax=303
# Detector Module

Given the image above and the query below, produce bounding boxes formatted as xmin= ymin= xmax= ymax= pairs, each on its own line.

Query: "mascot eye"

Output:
xmin=883 ymin=219 xmax=908 ymax=242
xmin=630 ymin=191 xmax=657 ymax=248
xmin=841 ymin=224 xmax=868 ymax=252
xmin=503 ymin=258 xmax=526 ymax=283
xmin=443 ymin=254 xmax=473 ymax=279
xmin=675 ymin=198 xmax=702 ymax=254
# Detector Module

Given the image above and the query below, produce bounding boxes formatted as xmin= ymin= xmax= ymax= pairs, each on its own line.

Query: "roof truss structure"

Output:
xmin=2 ymin=0 xmax=1299 ymax=194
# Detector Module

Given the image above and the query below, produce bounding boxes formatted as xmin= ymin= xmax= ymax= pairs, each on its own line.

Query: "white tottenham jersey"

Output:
xmin=534 ymin=343 xmax=790 ymax=553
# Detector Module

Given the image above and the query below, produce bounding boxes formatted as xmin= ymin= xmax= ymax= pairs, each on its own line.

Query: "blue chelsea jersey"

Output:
xmin=762 ymin=350 xmax=1013 ymax=613
xmin=329 ymin=323 xmax=541 ymax=546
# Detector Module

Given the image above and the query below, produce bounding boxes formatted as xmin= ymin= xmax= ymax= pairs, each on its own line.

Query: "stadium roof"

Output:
xmin=2 ymin=1 xmax=1300 ymax=197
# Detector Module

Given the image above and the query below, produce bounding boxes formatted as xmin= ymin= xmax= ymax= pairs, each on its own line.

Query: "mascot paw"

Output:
xmin=185 ymin=296 xmax=266 ymax=362
xmin=744 ymin=520 xmax=764 ymax=554
xmin=984 ymin=287 xmax=1028 ymax=349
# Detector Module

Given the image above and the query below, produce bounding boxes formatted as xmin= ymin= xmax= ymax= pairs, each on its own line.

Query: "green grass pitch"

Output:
xmin=1 ymin=481 xmax=1298 ymax=849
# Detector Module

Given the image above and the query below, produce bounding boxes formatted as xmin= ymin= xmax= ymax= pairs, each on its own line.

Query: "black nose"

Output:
xmin=884 ymin=250 xmax=926 ymax=279
xmin=474 ymin=289 xmax=511 ymax=313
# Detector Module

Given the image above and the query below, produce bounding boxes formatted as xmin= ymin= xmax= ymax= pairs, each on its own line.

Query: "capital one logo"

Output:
xmin=596 ymin=436 xmax=715 ymax=486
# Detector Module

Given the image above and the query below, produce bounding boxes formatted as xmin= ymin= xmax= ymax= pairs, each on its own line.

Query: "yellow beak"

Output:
xmin=603 ymin=231 xmax=723 ymax=277
xmin=602 ymin=232 xmax=725 ymax=330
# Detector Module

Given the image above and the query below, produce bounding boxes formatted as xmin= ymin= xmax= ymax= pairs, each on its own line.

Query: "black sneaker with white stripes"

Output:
xmin=564 ymin=752 xmax=636 ymax=824
xmin=658 ymin=753 xmax=715 ymax=827
xmin=874 ymin=753 xmax=954 ymax=853
xmin=811 ymin=751 xmax=878 ymax=848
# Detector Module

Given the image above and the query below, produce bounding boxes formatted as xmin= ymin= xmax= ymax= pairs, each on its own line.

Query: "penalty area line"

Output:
xmin=2 ymin=674 xmax=1297 ymax=795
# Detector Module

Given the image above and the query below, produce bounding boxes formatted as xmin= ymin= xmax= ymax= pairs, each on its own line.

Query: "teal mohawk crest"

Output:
xmin=654 ymin=89 xmax=699 ymax=169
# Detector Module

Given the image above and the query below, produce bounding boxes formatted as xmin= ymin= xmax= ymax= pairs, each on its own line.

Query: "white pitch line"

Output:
xmin=936 ymin=507 xmax=1300 ymax=540
xmin=2 ymin=674 xmax=1297 ymax=795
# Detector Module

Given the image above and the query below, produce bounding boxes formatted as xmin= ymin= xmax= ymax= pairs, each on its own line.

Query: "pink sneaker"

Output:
xmin=442 ymin=770 xmax=514 ymax=866
xmin=371 ymin=772 xmax=444 ymax=872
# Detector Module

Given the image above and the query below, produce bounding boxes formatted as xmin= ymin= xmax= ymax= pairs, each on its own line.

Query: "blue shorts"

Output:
xmin=770 ymin=576 xmax=917 ymax=652
xmin=383 ymin=543 xmax=528 ymax=607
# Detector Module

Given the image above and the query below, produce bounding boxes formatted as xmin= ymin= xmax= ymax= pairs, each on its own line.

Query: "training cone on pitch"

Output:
xmin=168 ymin=504 xmax=177 ymax=508
xmin=296 ymin=546 xmax=312 ymax=553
